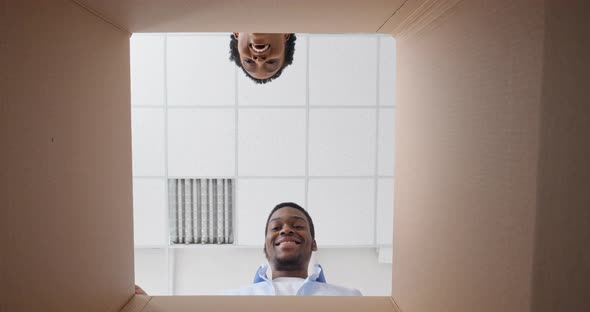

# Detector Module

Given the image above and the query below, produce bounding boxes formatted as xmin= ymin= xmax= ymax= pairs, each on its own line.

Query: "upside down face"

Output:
xmin=233 ymin=33 xmax=290 ymax=80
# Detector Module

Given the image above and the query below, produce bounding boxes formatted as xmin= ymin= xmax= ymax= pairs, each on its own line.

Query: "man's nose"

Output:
xmin=280 ymin=225 xmax=294 ymax=235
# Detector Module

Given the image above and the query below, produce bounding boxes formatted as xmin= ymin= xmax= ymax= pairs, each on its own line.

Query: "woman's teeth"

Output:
xmin=252 ymin=44 xmax=269 ymax=53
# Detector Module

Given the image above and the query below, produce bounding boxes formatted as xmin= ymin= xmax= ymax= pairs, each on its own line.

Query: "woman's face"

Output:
xmin=233 ymin=33 xmax=290 ymax=80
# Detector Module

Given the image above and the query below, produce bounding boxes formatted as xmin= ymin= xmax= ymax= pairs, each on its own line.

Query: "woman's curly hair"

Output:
xmin=229 ymin=33 xmax=297 ymax=84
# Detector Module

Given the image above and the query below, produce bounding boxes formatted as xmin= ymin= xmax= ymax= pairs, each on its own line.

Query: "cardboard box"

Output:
xmin=2 ymin=0 xmax=588 ymax=311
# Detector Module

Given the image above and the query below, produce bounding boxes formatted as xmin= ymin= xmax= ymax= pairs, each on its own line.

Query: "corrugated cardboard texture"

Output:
xmin=531 ymin=0 xmax=590 ymax=311
xmin=378 ymin=0 xmax=462 ymax=38
xmin=393 ymin=0 xmax=544 ymax=311
xmin=0 ymin=0 xmax=134 ymax=311
xmin=73 ymin=0 xmax=404 ymax=33
xmin=135 ymin=296 xmax=397 ymax=312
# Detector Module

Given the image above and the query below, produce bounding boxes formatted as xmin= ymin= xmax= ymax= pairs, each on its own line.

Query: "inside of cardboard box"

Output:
xmin=8 ymin=1 xmax=587 ymax=311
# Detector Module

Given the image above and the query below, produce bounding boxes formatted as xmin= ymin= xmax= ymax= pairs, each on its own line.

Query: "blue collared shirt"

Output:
xmin=224 ymin=264 xmax=362 ymax=296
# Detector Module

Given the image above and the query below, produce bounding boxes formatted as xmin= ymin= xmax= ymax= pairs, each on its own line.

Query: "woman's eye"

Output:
xmin=244 ymin=59 xmax=254 ymax=64
xmin=267 ymin=60 xmax=277 ymax=65
xmin=294 ymin=226 xmax=304 ymax=230
xmin=271 ymin=227 xmax=280 ymax=231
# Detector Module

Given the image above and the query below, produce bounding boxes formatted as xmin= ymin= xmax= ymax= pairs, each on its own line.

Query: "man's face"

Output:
xmin=265 ymin=207 xmax=317 ymax=268
xmin=234 ymin=33 xmax=289 ymax=80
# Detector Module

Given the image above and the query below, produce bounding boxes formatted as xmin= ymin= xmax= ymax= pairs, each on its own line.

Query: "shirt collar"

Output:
xmin=254 ymin=264 xmax=325 ymax=283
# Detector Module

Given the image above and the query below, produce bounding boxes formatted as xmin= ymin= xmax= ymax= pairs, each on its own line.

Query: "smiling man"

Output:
xmin=229 ymin=33 xmax=296 ymax=84
xmin=226 ymin=202 xmax=362 ymax=296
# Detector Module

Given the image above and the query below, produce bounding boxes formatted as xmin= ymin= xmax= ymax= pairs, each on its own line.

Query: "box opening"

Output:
xmin=130 ymin=32 xmax=396 ymax=296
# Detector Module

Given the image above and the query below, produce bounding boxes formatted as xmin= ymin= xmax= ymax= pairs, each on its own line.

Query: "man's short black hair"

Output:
xmin=229 ymin=34 xmax=297 ymax=84
xmin=264 ymin=202 xmax=315 ymax=239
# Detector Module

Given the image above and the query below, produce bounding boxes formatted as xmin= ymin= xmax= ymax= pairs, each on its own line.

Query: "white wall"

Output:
xmin=131 ymin=32 xmax=396 ymax=296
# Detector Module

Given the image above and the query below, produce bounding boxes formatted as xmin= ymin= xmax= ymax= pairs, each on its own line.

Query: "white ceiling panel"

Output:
xmin=308 ymin=178 xmax=375 ymax=245
xmin=167 ymin=34 xmax=235 ymax=106
xmin=131 ymin=108 xmax=166 ymax=176
xmin=378 ymin=108 xmax=395 ymax=176
xmin=133 ymin=178 xmax=167 ymax=246
xmin=130 ymin=34 xmax=165 ymax=107
xmin=167 ymin=108 xmax=235 ymax=176
xmin=238 ymin=108 xmax=306 ymax=176
xmin=309 ymin=35 xmax=378 ymax=107
xmin=376 ymin=178 xmax=394 ymax=245
xmin=379 ymin=36 xmax=396 ymax=107
xmin=309 ymin=108 xmax=376 ymax=176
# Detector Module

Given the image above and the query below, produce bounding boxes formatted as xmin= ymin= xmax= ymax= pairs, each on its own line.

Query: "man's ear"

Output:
xmin=312 ymin=240 xmax=317 ymax=252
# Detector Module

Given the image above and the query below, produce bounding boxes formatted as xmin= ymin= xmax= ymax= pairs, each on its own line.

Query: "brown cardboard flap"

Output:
xmin=120 ymin=296 xmax=152 ymax=312
xmin=1 ymin=0 xmax=134 ymax=311
xmin=531 ymin=1 xmax=590 ymax=311
xmin=74 ymin=0 xmax=405 ymax=33
xmin=378 ymin=0 xmax=462 ymax=37
xmin=392 ymin=0 xmax=544 ymax=311
xmin=139 ymin=296 xmax=398 ymax=312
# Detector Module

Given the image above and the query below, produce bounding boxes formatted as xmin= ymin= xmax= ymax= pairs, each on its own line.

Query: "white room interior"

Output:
xmin=130 ymin=33 xmax=396 ymax=296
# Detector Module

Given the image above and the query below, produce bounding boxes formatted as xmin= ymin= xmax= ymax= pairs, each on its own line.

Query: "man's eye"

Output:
xmin=271 ymin=227 xmax=280 ymax=231
xmin=294 ymin=226 xmax=304 ymax=230
xmin=267 ymin=60 xmax=277 ymax=65
xmin=244 ymin=59 xmax=254 ymax=64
